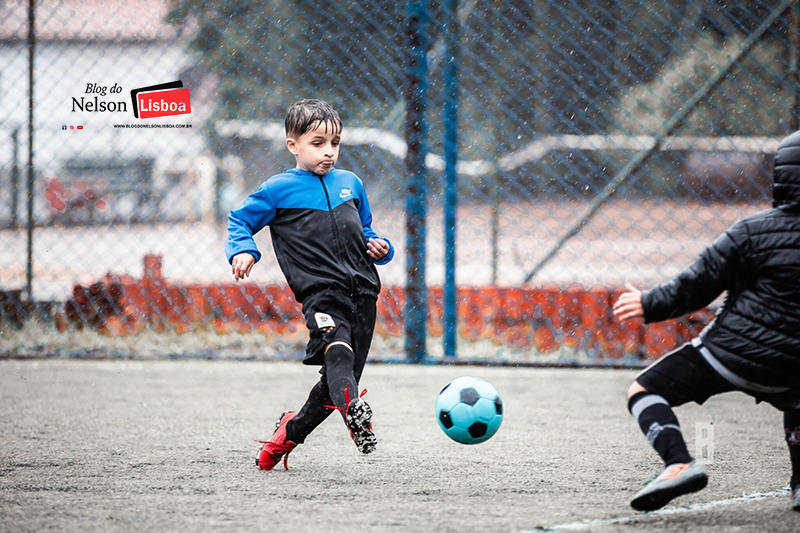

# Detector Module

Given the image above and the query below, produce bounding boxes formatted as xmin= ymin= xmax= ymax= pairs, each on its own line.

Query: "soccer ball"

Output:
xmin=435 ymin=376 xmax=503 ymax=444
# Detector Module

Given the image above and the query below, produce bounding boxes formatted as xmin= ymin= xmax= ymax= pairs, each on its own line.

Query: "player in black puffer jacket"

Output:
xmin=613 ymin=130 xmax=800 ymax=512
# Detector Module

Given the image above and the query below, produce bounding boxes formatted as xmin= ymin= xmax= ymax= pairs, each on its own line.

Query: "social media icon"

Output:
xmin=62 ymin=125 xmax=67 ymax=130
xmin=69 ymin=126 xmax=74 ymax=130
xmin=77 ymin=125 xmax=84 ymax=130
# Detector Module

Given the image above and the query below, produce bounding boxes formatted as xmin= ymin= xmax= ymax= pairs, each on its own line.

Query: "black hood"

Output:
xmin=772 ymin=130 xmax=800 ymax=208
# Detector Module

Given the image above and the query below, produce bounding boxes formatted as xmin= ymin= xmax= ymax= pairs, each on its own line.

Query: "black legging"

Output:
xmin=786 ymin=410 xmax=800 ymax=489
xmin=287 ymin=343 xmax=368 ymax=444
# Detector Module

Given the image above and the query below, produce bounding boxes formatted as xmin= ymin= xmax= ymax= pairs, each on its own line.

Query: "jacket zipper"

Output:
xmin=318 ymin=176 xmax=357 ymax=296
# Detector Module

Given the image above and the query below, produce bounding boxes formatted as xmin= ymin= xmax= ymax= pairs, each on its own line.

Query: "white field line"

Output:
xmin=524 ymin=487 xmax=791 ymax=532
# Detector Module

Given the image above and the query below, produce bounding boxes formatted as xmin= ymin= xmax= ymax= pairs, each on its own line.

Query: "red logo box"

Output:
xmin=136 ymin=88 xmax=191 ymax=119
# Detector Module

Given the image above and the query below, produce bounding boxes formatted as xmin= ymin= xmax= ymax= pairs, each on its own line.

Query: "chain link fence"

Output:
xmin=0 ymin=0 xmax=797 ymax=362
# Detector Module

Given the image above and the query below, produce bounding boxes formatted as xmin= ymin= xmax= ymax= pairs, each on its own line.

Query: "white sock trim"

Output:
xmin=646 ymin=422 xmax=681 ymax=445
xmin=630 ymin=394 xmax=670 ymax=421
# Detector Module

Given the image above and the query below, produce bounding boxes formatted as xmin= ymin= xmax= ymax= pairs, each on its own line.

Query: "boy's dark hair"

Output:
xmin=285 ymin=99 xmax=342 ymax=138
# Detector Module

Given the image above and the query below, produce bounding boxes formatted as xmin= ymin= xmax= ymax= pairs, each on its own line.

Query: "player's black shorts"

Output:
xmin=636 ymin=342 xmax=800 ymax=411
xmin=301 ymin=290 xmax=377 ymax=379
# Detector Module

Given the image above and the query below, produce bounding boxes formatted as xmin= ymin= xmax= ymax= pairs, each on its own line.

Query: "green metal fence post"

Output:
xmin=443 ymin=0 xmax=459 ymax=358
xmin=405 ymin=0 xmax=429 ymax=363
xmin=25 ymin=0 xmax=35 ymax=302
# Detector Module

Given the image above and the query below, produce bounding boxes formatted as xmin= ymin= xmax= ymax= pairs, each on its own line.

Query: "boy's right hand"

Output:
xmin=613 ymin=283 xmax=644 ymax=321
xmin=231 ymin=253 xmax=255 ymax=282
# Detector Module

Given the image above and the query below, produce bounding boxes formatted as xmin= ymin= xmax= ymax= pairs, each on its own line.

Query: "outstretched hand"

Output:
xmin=231 ymin=252 xmax=255 ymax=282
xmin=367 ymin=238 xmax=390 ymax=261
xmin=613 ymin=283 xmax=644 ymax=321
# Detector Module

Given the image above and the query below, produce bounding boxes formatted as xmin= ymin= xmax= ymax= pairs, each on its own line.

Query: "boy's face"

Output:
xmin=286 ymin=121 xmax=341 ymax=175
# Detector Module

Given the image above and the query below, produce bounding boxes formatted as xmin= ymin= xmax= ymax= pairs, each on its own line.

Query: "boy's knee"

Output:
xmin=787 ymin=427 xmax=800 ymax=446
xmin=324 ymin=342 xmax=354 ymax=367
xmin=325 ymin=341 xmax=352 ymax=354
xmin=784 ymin=410 xmax=800 ymax=445
xmin=627 ymin=380 xmax=648 ymax=400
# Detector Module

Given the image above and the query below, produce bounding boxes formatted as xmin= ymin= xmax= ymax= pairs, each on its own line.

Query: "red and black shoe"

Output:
xmin=345 ymin=390 xmax=376 ymax=454
xmin=255 ymin=411 xmax=297 ymax=470
xmin=325 ymin=388 xmax=377 ymax=454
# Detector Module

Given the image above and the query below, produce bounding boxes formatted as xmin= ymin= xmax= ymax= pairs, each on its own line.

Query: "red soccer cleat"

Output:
xmin=255 ymin=411 xmax=297 ymax=470
xmin=325 ymin=388 xmax=377 ymax=454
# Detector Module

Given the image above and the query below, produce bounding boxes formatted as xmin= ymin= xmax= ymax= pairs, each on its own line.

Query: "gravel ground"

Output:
xmin=0 ymin=359 xmax=797 ymax=532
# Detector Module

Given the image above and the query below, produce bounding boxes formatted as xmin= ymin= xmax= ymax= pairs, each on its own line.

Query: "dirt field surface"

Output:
xmin=1 ymin=359 xmax=798 ymax=533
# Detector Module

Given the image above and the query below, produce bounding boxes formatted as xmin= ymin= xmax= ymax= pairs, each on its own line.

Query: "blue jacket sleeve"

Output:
xmin=356 ymin=178 xmax=394 ymax=265
xmin=225 ymin=182 xmax=276 ymax=264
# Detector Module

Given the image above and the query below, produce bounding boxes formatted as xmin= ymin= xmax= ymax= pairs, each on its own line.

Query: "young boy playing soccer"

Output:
xmin=226 ymin=99 xmax=394 ymax=470
xmin=613 ymin=130 xmax=800 ymax=512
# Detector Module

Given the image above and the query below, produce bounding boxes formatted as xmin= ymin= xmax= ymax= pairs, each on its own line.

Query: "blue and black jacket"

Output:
xmin=225 ymin=167 xmax=394 ymax=304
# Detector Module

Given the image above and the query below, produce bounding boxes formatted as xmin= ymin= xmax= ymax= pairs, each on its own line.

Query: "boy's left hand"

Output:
xmin=613 ymin=283 xmax=644 ymax=321
xmin=367 ymin=238 xmax=390 ymax=261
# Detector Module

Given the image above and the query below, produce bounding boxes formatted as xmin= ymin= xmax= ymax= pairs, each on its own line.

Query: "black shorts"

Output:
xmin=636 ymin=342 xmax=800 ymax=411
xmin=301 ymin=290 xmax=377 ymax=376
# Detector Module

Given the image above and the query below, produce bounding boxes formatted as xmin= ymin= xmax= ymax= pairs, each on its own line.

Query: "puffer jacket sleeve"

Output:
xmin=642 ymin=220 xmax=749 ymax=323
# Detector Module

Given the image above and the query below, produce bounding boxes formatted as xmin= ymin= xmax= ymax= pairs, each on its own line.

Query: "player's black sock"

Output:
xmin=286 ymin=380 xmax=334 ymax=444
xmin=324 ymin=343 xmax=358 ymax=414
xmin=628 ymin=391 xmax=692 ymax=466
xmin=785 ymin=410 xmax=800 ymax=490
